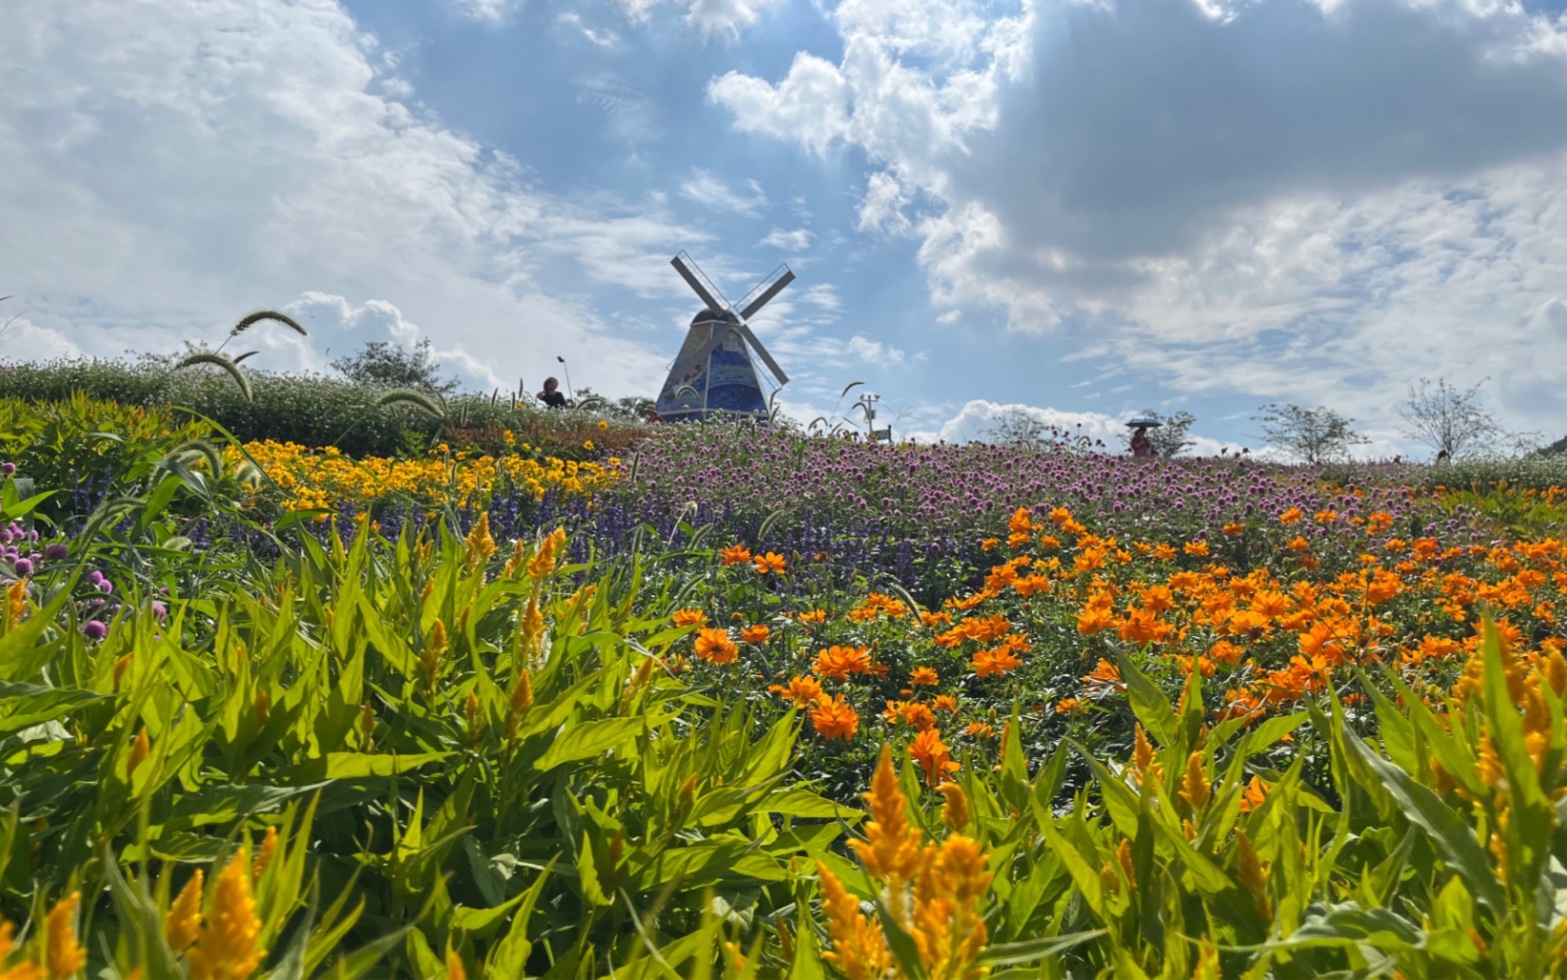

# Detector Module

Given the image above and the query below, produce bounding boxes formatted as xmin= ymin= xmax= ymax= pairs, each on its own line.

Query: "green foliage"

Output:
xmin=0 ymin=360 xmax=648 ymax=460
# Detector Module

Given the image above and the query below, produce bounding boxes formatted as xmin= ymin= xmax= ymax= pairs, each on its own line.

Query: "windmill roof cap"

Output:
xmin=691 ymin=308 xmax=739 ymax=325
xmin=1127 ymin=417 xmax=1164 ymax=429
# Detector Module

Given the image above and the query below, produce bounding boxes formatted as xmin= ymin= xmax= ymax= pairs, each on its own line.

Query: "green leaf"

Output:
xmin=1338 ymin=722 xmax=1506 ymax=912
xmin=534 ymin=716 xmax=646 ymax=770
xmin=1115 ymin=650 xmax=1178 ymax=748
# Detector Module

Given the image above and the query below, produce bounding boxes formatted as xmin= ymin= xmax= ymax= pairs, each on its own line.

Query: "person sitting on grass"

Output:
xmin=537 ymin=377 xmax=569 ymax=409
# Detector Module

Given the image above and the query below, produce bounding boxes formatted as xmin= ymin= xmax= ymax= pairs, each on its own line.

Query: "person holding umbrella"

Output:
xmin=1127 ymin=417 xmax=1162 ymax=459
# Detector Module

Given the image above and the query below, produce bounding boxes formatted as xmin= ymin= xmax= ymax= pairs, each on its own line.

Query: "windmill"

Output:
xmin=654 ymin=251 xmax=793 ymax=422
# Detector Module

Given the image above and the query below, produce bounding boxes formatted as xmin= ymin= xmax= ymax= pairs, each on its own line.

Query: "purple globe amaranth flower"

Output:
xmin=98 ymin=579 xmax=114 ymax=594
xmin=11 ymin=557 xmax=32 ymax=577
xmin=151 ymin=601 xmax=168 ymax=622
xmin=87 ymin=570 xmax=104 ymax=586
xmin=1 ymin=462 xmax=14 ymax=476
xmin=82 ymin=620 xmax=108 ymax=640
xmin=43 ymin=542 xmax=68 ymax=561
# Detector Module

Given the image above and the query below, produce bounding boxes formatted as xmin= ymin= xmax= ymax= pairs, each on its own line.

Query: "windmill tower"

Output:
xmin=654 ymin=251 xmax=793 ymax=422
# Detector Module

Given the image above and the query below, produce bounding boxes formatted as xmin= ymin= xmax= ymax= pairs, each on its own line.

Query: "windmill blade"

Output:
xmin=734 ymin=322 xmax=789 ymax=385
xmin=737 ymin=266 xmax=795 ymax=320
xmin=671 ymin=251 xmax=728 ymax=313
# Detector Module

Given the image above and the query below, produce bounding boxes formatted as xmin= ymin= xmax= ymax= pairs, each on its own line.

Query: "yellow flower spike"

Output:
xmin=255 ymin=689 xmax=270 ymax=728
xmin=1132 ymin=724 xmax=1164 ymax=786
xmin=1192 ymin=937 xmax=1221 ymax=980
xmin=1178 ymin=752 xmax=1211 ymax=814
xmin=43 ymin=891 xmax=86 ymax=979
xmin=0 ymin=918 xmax=40 ymax=980
xmin=167 ymin=869 xmax=205 ymax=951
xmin=509 ymin=670 xmax=534 ymax=716
xmin=1477 ymin=734 xmax=1505 ymax=791
xmin=127 ymin=728 xmax=151 ymax=780
xmin=816 ymin=861 xmax=893 ymax=980
xmin=1116 ymin=838 xmax=1136 ymax=891
xmin=113 ymin=654 xmax=133 ymax=688
xmin=937 ymin=781 xmax=970 ymax=833
xmin=519 ymin=596 xmax=544 ymax=665
xmin=445 ymin=949 xmax=467 ymax=980
xmin=465 ymin=512 xmax=497 ymax=568
xmin=851 ymin=745 xmax=924 ymax=926
xmin=252 ymin=826 xmax=278 ymax=881
xmin=5 ymin=578 xmax=27 ymax=627
xmin=186 ymin=852 xmax=265 ymax=980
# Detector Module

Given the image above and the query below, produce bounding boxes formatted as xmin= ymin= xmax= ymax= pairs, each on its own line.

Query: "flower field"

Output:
xmin=2 ymin=395 xmax=1567 ymax=977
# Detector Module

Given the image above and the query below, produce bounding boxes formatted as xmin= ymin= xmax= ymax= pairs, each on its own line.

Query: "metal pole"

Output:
xmin=556 ymin=356 xmax=574 ymax=400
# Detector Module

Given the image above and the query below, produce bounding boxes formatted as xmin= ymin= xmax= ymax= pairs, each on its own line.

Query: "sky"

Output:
xmin=4 ymin=0 xmax=1567 ymax=455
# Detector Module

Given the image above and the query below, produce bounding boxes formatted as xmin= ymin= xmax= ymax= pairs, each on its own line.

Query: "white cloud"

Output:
xmin=759 ymin=227 xmax=813 ymax=250
xmin=0 ymin=0 xmax=692 ymax=399
xmin=708 ymin=53 xmax=852 ymax=155
xmin=846 ymin=334 xmax=905 ymax=364
xmin=683 ymin=0 xmax=787 ymax=37
xmin=0 ymin=316 xmax=82 ymax=363
xmin=678 ymin=168 xmax=768 ymax=216
xmin=710 ymin=0 xmax=1567 ymax=438
xmin=447 ymin=0 xmax=518 ymax=23
xmin=903 ymin=399 xmax=1247 ymax=453
xmin=800 ymin=284 xmax=841 ymax=311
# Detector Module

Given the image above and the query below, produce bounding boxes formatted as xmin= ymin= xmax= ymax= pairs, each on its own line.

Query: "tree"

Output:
xmin=1119 ymin=409 xmax=1198 ymax=457
xmin=1397 ymin=377 xmax=1504 ymax=460
xmin=984 ymin=408 xmax=1101 ymax=453
xmin=986 ymin=408 xmax=1049 ymax=450
xmin=330 ymin=339 xmax=457 ymax=395
xmin=1254 ymin=403 xmax=1368 ymax=463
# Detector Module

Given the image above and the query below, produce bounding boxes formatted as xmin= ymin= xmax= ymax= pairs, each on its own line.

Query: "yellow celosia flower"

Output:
xmin=166 ymin=870 xmax=205 ymax=951
xmin=910 ymin=835 xmax=991 ymax=979
xmin=937 ymin=782 xmax=969 ymax=833
xmin=464 ymin=512 xmax=497 ymax=568
xmin=852 ymin=745 xmax=924 ymax=925
xmin=252 ymin=826 xmax=278 ymax=881
xmin=5 ymin=578 xmax=26 ymax=628
xmin=186 ymin=853 xmax=264 ymax=980
xmin=127 ymin=728 xmax=150 ymax=779
xmin=817 ymin=862 xmax=893 ymax=980
xmin=44 ymin=891 xmax=86 ymax=979
xmin=445 ymin=949 xmax=466 ymax=980
xmin=1178 ymin=752 xmax=1211 ymax=814
xmin=0 ymin=917 xmax=43 ymax=980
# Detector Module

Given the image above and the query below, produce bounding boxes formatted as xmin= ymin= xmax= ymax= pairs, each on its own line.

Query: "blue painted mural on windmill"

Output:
xmin=655 ymin=252 xmax=792 ymax=423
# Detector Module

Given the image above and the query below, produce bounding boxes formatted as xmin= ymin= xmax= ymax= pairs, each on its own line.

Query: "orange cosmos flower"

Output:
xmin=1184 ymin=540 xmax=1210 ymax=558
xmin=694 ymin=628 xmax=739 ymax=664
xmin=1221 ymin=522 xmax=1246 ymax=536
xmin=1239 ymin=775 xmax=1270 ymax=814
xmin=753 ymin=551 xmax=787 ymax=575
xmin=1076 ymin=605 xmax=1117 ymax=636
xmin=798 ymin=609 xmax=827 ymax=624
xmin=971 ymin=647 xmax=1022 ymax=677
xmin=909 ymin=666 xmax=940 ymax=686
xmin=719 ymin=544 xmax=753 ymax=566
xmin=1083 ymin=658 xmax=1124 ymax=690
xmin=910 ymin=727 xmax=960 ymax=786
xmin=811 ymin=695 xmax=859 ymax=740
xmin=1055 ymin=697 xmax=1085 ymax=715
xmin=815 ymin=645 xmax=874 ymax=681
xmin=740 ymin=623 xmax=771 ymax=644
xmin=1286 ymin=536 xmax=1311 ymax=553
xmin=883 ymin=700 xmax=938 ymax=731
xmin=770 ymin=674 xmax=827 ymax=707
xmin=919 ymin=610 xmax=952 ymax=628
xmin=672 ymin=608 xmax=707 ymax=628
xmin=1279 ymin=507 xmax=1303 ymax=525
xmin=933 ymin=694 xmax=959 ymax=714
